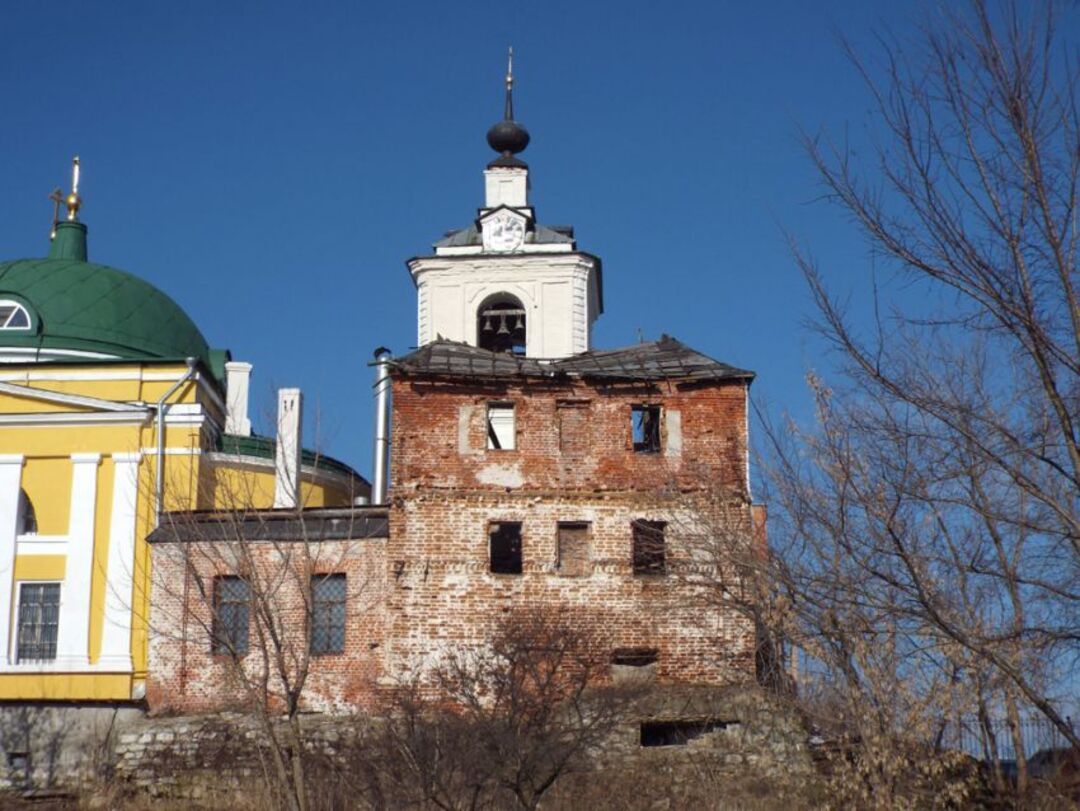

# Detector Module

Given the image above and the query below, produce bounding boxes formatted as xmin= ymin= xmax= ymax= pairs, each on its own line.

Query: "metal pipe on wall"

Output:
xmin=371 ymin=347 xmax=392 ymax=505
xmin=155 ymin=357 xmax=199 ymax=525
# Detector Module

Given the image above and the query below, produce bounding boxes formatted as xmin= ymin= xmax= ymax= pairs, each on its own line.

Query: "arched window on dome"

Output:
xmin=477 ymin=294 xmax=526 ymax=355
xmin=17 ymin=490 xmax=37 ymax=536
xmin=0 ymin=301 xmax=32 ymax=330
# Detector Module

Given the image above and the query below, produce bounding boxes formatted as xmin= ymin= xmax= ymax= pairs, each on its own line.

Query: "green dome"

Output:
xmin=0 ymin=223 xmax=211 ymax=366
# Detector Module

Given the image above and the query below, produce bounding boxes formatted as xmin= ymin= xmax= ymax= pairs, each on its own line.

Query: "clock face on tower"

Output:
xmin=482 ymin=211 xmax=526 ymax=252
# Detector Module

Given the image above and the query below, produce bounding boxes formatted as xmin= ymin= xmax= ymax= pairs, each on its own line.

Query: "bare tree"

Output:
xmin=762 ymin=0 xmax=1078 ymax=801
xmin=148 ymin=469 xmax=379 ymax=811
xmin=360 ymin=607 xmax=640 ymax=811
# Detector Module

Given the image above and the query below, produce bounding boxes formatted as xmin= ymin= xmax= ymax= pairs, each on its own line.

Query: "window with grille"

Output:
xmin=632 ymin=405 xmax=661 ymax=453
xmin=557 ymin=401 xmax=589 ymax=455
xmin=556 ymin=522 xmax=590 ymax=576
xmin=311 ymin=574 xmax=346 ymax=655
xmin=487 ymin=403 xmax=516 ymax=450
xmin=212 ymin=576 xmax=250 ymax=655
xmin=0 ymin=301 xmax=32 ymax=330
xmin=489 ymin=522 xmax=523 ymax=574
xmin=632 ymin=520 xmax=667 ymax=575
xmin=16 ymin=583 xmax=60 ymax=663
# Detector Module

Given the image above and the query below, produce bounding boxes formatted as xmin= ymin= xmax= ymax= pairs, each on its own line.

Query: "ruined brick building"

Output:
xmin=145 ymin=64 xmax=764 ymax=714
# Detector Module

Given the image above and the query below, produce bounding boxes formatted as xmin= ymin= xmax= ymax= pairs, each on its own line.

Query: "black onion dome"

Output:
xmin=487 ymin=118 xmax=530 ymax=155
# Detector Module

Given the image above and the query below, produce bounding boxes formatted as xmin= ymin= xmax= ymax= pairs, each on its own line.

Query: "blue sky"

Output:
xmin=0 ymin=1 xmax=978 ymax=474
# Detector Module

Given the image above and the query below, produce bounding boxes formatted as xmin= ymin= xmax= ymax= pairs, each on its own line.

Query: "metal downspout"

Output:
xmin=155 ymin=358 xmax=198 ymax=525
xmin=371 ymin=348 xmax=392 ymax=505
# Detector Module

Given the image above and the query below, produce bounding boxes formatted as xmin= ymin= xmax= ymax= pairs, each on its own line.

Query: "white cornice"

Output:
xmin=0 ymin=412 xmax=152 ymax=427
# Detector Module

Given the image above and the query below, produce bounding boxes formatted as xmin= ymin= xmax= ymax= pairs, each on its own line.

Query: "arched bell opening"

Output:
xmin=477 ymin=294 xmax=527 ymax=355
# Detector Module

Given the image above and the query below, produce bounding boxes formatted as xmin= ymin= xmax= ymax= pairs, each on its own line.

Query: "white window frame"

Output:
xmin=486 ymin=402 xmax=516 ymax=450
xmin=0 ymin=301 xmax=33 ymax=331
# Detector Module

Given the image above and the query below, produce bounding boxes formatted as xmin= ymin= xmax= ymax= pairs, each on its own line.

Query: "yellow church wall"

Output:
xmin=0 ymin=425 xmax=145 ymax=456
xmin=13 ymin=555 xmax=66 ymax=581
xmin=20 ymin=457 xmax=73 ymax=535
xmin=0 ymin=357 xmax=362 ymax=703
xmin=0 ymin=674 xmax=132 ymax=701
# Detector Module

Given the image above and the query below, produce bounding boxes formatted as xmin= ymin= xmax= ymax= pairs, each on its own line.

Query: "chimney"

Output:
xmin=372 ymin=348 xmax=392 ymax=505
xmin=273 ymin=388 xmax=303 ymax=509
xmin=224 ymin=361 xmax=253 ymax=436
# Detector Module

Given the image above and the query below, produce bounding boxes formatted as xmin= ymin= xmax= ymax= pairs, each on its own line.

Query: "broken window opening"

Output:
xmin=487 ymin=402 xmax=516 ymax=450
xmin=632 ymin=405 xmax=661 ymax=453
xmin=640 ymin=719 xmax=737 ymax=747
xmin=557 ymin=401 xmax=589 ymax=455
xmin=632 ymin=520 xmax=667 ymax=575
xmin=556 ymin=522 xmax=590 ymax=576
xmin=489 ymin=522 xmax=523 ymax=574
xmin=612 ymin=647 xmax=658 ymax=667
xmin=478 ymin=294 xmax=526 ymax=355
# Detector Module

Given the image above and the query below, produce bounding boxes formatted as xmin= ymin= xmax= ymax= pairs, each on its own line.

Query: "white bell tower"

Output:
xmin=407 ymin=51 xmax=602 ymax=359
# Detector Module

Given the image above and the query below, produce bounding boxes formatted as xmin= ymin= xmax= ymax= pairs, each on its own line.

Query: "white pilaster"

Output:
xmin=98 ymin=453 xmax=140 ymax=671
xmin=224 ymin=361 xmax=253 ymax=436
xmin=273 ymin=388 xmax=303 ymax=509
xmin=0 ymin=455 xmax=24 ymax=665
xmin=55 ymin=453 xmax=100 ymax=670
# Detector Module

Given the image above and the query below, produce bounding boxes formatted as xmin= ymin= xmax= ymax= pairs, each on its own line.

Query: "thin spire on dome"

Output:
xmin=504 ymin=47 xmax=514 ymax=121
xmin=66 ymin=156 xmax=82 ymax=222
xmin=486 ymin=48 xmax=530 ymax=165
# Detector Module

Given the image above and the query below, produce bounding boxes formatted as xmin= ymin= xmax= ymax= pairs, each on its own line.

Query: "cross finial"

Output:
xmin=504 ymin=47 xmax=514 ymax=120
xmin=64 ymin=156 xmax=82 ymax=222
xmin=48 ymin=187 xmax=64 ymax=240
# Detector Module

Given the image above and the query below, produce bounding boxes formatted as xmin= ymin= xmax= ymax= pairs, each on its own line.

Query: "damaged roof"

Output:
xmin=389 ymin=336 xmax=754 ymax=383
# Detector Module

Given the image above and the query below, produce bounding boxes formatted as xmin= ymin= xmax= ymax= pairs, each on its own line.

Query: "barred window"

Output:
xmin=16 ymin=583 xmax=60 ymax=663
xmin=311 ymin=574 xmax=346 ymax=655
xmin=212 ymin=576 xmax=249 ymax=655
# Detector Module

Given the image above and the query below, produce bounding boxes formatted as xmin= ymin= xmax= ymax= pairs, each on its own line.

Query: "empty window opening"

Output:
xmin=17 ymin=490 xmax=37 ymax=536
xmin=632 ymin=520 xmax=667 ymax=575
xmin=311 ymin=574 xmax=347 ymax=655
xmin=478 ymin=295 xmax=526 ymax=354
xmin=640 ymin=719 xmax=737 ymax=747
xmin=632 ymin=405 xmax=661 ymax=453
xmin=557 ymin=401 xmax=589 ymax=455
xmin=490 ymin=522 xmax=523 ymax=574
xmin=212 ymin=576 xmax=250 ymax=656
xmin=556 ymin=522 xmax=590 ymax=576
xmin=0 ymin=301 xmax=32 ymax=330
xmin=16 ymin=583 xmax=60 ymax=663
xmin=487 ymin=402 xmax=516 ymax=450
xmin=612 ymin=647 xmax=659 ymax=667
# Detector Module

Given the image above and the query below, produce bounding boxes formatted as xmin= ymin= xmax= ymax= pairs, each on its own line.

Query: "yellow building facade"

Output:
xmin=0 ymin=170 xmax=366 ymax=702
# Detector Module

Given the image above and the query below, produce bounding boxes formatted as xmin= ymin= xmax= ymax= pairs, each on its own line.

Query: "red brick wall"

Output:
xmin=147 ymin=536 xmax=388 ymax=714
xmin=147 ymin=375 xmax=759 ymax=714
xmin=384 ymin=374 xmax=757 ymax=687
xmin=390 ymin=376 xmax=750 ymax=495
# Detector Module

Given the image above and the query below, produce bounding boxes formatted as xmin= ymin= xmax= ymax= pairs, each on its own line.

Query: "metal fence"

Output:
xmin=942 ymin=715 xmax=1076 ymax=762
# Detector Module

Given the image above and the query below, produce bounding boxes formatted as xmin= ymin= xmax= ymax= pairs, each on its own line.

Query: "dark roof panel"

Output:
xmin=390 ymin=336 xmax=754 ymax=383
